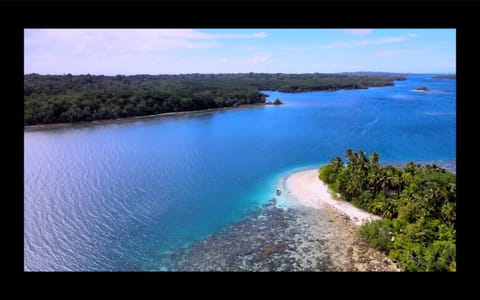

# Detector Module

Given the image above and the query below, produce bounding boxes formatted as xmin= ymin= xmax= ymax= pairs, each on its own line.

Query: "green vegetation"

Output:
xmin=273 ymin=98 xmax=282 ymax=105
xmin=24 ymin=73 xmax=404 ymax=125
xmin=415 ymin=86 xmax=429 ymax=91
xmin=319 ymin=150 xmax=456 ymax=271
xmin=432 ymin=74 xmax=456 ymax=80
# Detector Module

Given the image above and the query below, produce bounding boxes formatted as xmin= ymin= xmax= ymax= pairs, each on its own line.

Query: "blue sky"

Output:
xmin=24 ymin=29 xmax=455 ymax=75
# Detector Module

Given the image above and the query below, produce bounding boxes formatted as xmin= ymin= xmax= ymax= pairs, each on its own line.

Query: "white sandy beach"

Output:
xmin=285 ymin=169 xmax=381 ymax=227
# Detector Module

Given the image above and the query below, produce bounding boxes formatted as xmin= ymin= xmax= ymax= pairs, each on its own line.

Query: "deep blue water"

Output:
xmin=24 ymin=75 xmax=455 ymax=271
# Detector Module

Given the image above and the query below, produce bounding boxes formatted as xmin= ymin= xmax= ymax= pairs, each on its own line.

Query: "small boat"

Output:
xmin=276 ymin=189 xmax=281 ymax=196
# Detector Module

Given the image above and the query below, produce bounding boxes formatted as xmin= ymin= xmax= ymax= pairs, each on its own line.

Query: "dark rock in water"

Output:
xmin=263 ymin=245 xmax=278 ymax=255
xmin=415 ymin=86 xmax=429 ymax=91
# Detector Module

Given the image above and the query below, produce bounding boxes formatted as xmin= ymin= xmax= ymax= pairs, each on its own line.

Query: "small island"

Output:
xmin=415 ymin=86 xmax=429 ymax=92
xmin=266 ymin=98 xmax=283 ymax=105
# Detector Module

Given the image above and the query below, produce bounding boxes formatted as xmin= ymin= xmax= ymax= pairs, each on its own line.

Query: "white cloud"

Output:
xmin=25 ymin=29 xmax=270 ymax=74
xmin=190 ymin=31 xmax=268 ymax=40
xmin=357 ymin=36 xmax=406 ymax=46
xmin=220 ymin=52 xmax=272 ymax=66
xmin=344 ymin=29 xmax=373 ymax=36
xmin=25 ymin=29 xmax=268 ymax=55
xmin=319 ymin=41 xmax=350 ymax=50
xmin=248 ymin=52 xmax=271 ymax=65
xmin=320 ymin=35 xmax=413 ymax=49
xmin=251 ymin=32 xmax=268 ymax=38
xmin=375 ymin=49 xmax=428 ymax=57
xmin=320 ymin=63 xmax=362 ymax=72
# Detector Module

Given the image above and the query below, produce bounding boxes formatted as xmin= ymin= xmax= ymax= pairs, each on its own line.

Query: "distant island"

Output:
xmin=341 ymin=71 xmax=408 ymax=78
xmin=24 ymin=73 xmax=405 ymax=126
xmin=415 ymin=86 xmax=430 ymax=91
xmin=432 ymin=74 xmax=456 ymax=80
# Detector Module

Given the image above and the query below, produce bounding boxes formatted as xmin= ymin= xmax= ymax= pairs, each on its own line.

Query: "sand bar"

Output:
xmin=284 ymin=168 xmax=381 ymax=226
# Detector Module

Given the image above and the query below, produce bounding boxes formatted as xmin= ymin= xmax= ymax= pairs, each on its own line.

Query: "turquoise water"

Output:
xmin=24 ymin=75 xmax=455 ymax=271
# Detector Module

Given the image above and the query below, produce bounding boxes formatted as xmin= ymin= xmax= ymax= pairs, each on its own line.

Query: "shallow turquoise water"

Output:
xmin=24 ymin=75 xmax=455 ymax=271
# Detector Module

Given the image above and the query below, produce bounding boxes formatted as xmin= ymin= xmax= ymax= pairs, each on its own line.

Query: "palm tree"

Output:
xmin=356 ymin=151 xmax=369 ymax=178
xmin=401 ymin=171 xmax=414 ymax=187
xmin=441 ymin=202 xmax=456 ymax=223
xmin=405 ymin=162 xmax=420 ymax=175
xmin=383 ymin=198 xmax=397 ymax=219
xmin=390 ymin=169 xmax=404 ymax=196
xmin=356 ymin=150 xmax=367 ymax=163
xmin=447 ymin=182 xmax=456 ymax=194
xmin=345 ymin=148 xmax=354 ymax=163
xmin=330 ymin=156 xmax=343 ymax=174
xmin=383 ymin=166 xmax=397 ymax=195
xmin=447 ymin=182 xmax=456 ymax=202
xmin=370 ymin=200 xmax=386 ymax=216
xmin=376 ymin=170 xmax=386 ymax=194
xmin=369 ymin=152 xmax=380 ymax=166
xmin=345 ymin=179 xmax=358 ymax=201
xmin=419 ymin=185 xmax=439 ymax=218
xmin=367 ymin=170 xmax=380 ymax=195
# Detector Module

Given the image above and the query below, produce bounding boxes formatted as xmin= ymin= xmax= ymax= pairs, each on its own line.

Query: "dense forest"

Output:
xmin=24 ymin=73 xmax=404 ymax=125
xmin=319 ymin=150 xmax=456 ymax=272
xmin=341 ymin=71 xmax=408 ymax=77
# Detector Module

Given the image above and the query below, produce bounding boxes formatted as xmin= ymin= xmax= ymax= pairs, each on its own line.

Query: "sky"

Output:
xmin=24 ymin=29 xmax=455 ymax=75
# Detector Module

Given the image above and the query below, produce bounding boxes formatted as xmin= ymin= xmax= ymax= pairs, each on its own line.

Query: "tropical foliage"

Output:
xmin=319 ymin=150 xmax=456 ymax=271
xmin=24 ymin=73 xmax=404 ymax=125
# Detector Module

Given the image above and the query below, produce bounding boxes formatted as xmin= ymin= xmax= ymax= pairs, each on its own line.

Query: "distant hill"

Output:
xmin=341 ymin=71 xmax=408 ymax=79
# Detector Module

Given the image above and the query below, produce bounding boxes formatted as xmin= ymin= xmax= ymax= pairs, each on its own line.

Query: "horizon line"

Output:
xmin=24 ymin=71 xmax=456 ymax=76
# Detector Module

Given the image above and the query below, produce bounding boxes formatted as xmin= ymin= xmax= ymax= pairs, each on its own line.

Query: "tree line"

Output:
xmin=24 ymin=73 xmax=404 ymax=125
xmin=432 ymin=74 xmax=456 ymax=80
xmin=319 ymin=150 xmax=456 ymax=271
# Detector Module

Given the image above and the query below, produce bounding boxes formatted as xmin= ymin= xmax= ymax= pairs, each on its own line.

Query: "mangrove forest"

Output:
xmin=24 ymin=73 xmax=404 ymax=125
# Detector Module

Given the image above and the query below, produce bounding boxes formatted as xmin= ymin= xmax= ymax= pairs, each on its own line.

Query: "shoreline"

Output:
xmin=160 ymin=198 xmax=401 ymax=271
xmin=283 ymin=168 xmax=381 ymax=227
xmin=278 ymin=168 xmax=402 ymax=271
xmin=24 ymin=103 xmax=267 ymax=131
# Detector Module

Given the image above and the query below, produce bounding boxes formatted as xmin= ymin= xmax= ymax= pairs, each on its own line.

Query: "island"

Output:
xmin=24 ymin=73 xmax=405 ymax=126
xmin=301 ymin=149 xmax=456 ymax=272
xmin=415 ymin=86 xmax=429 ymax=92
xmin=265 ymin=98 xmax=283 ymax=105
xmin=432 ymin=74 xmax=456 ymax=80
